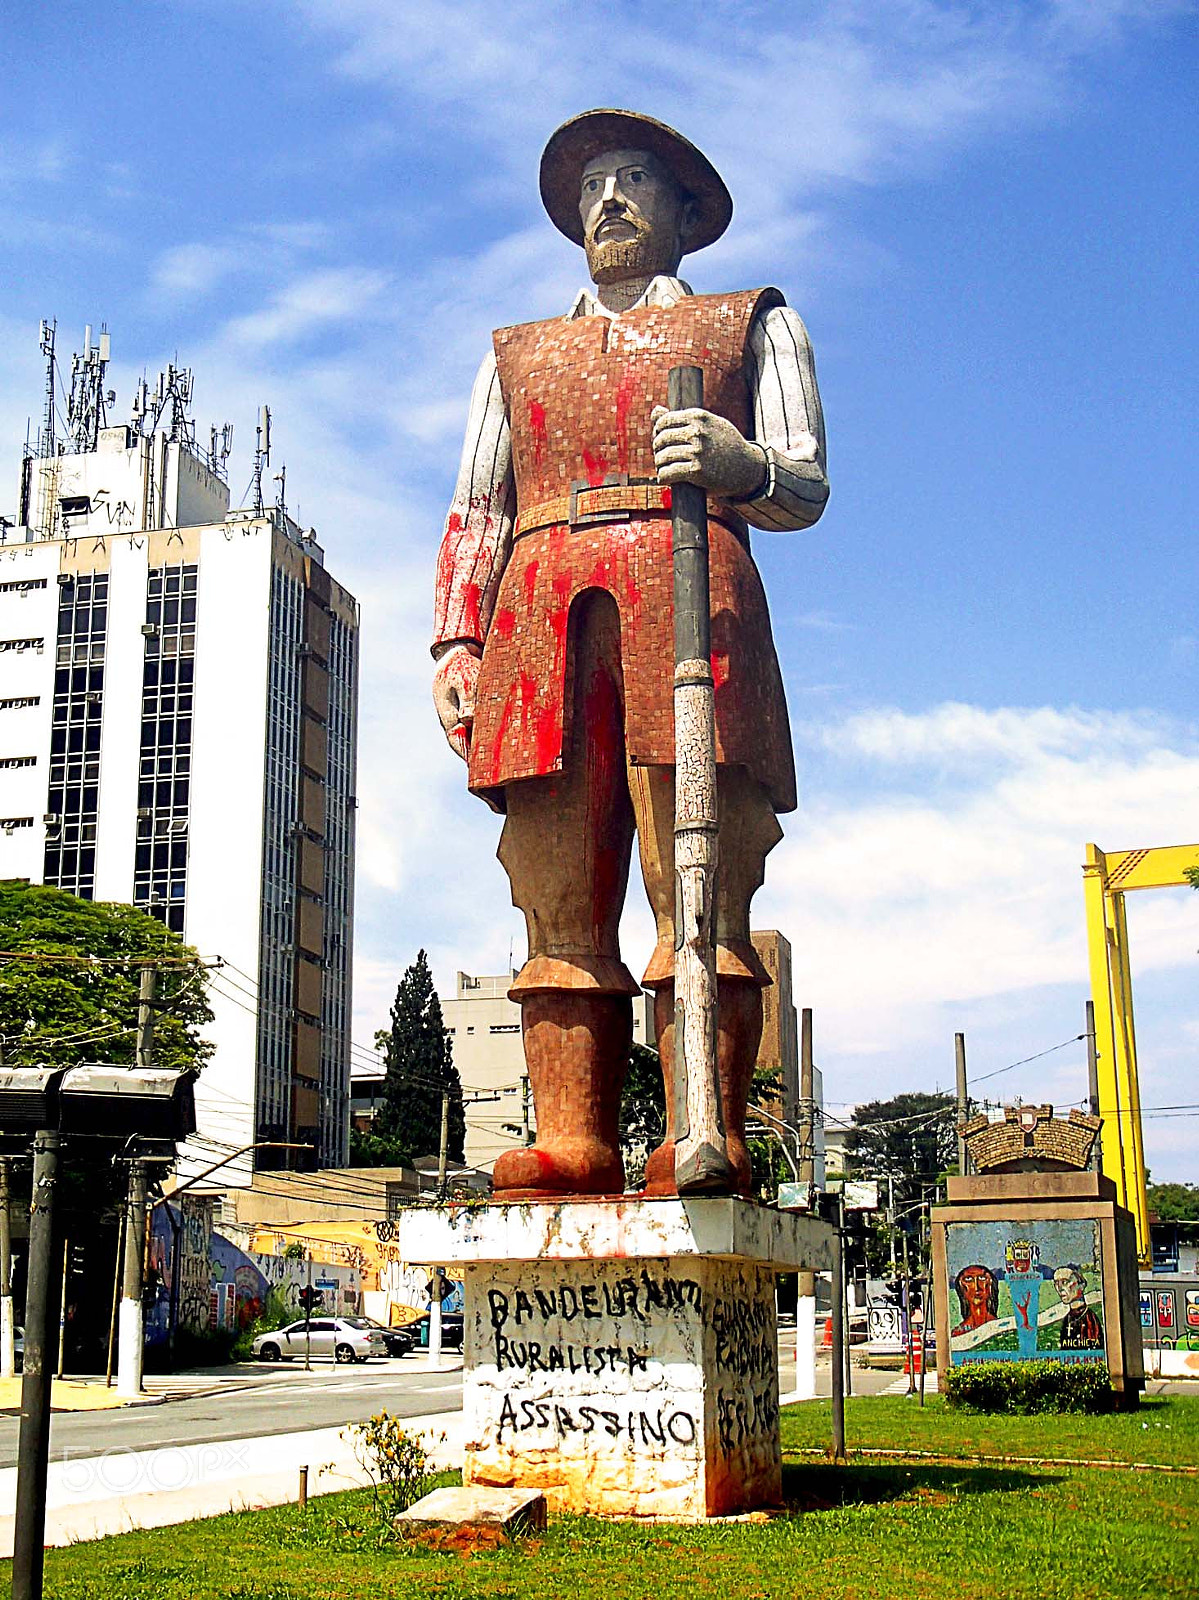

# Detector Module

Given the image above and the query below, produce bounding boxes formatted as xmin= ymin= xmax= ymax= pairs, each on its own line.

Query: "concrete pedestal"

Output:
xmin=396 ymin=1197 xmax=833 ymax=1521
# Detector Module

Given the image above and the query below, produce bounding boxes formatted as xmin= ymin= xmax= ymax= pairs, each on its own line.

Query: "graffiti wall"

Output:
xmin=945 ymin=1219 xmax=1106 ymax=1365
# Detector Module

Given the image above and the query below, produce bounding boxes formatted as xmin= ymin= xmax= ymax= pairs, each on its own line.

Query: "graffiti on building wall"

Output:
xmin=945 ymin=1218 xmax=1106 ymax=1365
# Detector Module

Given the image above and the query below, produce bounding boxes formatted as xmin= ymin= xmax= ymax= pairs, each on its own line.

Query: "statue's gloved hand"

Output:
xmin=432 ymin=641 xmax=482 ymax=762
xmin=651 ymin=405 xmax=769 ymax=502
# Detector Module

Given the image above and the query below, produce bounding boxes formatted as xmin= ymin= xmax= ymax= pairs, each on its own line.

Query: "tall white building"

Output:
xmin=0 ymin=326 xmax=358 ymax=1177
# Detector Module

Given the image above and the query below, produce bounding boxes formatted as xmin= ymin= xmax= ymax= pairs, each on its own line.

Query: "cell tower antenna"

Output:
xmin=273 ymin=462 xmax=287 ymax=528
xmin=252 ymin=405 xmax=271 ymax=515
xmin=66 ymin=320 xmax=113 ymax=454
xmin=37 ymin=319 xmax=57 ymax=460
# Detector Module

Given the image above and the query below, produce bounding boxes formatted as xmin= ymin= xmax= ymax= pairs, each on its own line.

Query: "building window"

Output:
xmin=0 ymin=696 xmax=40 ymax=710
xmin=0 ymin=578 xmax=47 ymax=594
xmin=1 ymin=816 xmax=33 ymax=831
xmin=43 ymin=572 xmax=107 ymax=900
xmin=0 ymin=756 xmax=35 ymax=769
xmin=132 ymin=563 xmax=196 ymax=934
xmin=0 ymin=637 xmax=45 ymax=654
xmin=489 ymin=1024 xmax=520 ymax=1034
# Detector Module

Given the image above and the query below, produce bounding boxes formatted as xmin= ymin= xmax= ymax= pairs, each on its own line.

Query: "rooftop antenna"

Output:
xmin=37 ymin=319 xmax=57 ymax=460
xmin=208 ymin=421 xmax=234 ymax=480
xmin=252 ymin=405 xmax=271 ymax=515
xmin=66 ymin=322 xmax=113 ymax=454
xmin=273 ymin=463 xmax=287 ymax=527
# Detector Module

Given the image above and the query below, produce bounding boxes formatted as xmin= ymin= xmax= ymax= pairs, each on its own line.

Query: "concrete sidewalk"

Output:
xmin=0 ymin=1408 xmax=464 ymax=1554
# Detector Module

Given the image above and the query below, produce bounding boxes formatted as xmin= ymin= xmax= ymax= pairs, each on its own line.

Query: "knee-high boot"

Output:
xmin=642 ymin=978 xmax=763 ymax=1198
xmin=491 ymin=990 xmax=631 ymax=1198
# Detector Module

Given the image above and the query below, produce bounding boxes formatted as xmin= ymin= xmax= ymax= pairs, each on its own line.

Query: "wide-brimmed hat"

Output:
xmin=539 ymin=108 xmax=732 ymax=253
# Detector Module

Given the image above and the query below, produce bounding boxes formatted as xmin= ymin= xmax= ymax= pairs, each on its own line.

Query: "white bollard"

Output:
xmin=795 ymin=1294 xmax=817 ymax=1400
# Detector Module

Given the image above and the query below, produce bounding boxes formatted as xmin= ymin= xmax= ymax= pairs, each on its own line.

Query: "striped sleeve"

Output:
xmin=741 ymin=303 xmax=829 ymax=532
xmin=431 ymin=348 xmax=515 ymax=654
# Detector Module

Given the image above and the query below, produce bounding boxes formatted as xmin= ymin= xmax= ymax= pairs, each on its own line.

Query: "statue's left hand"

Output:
xmin=651 ymin=406 xmax=768 ymax=502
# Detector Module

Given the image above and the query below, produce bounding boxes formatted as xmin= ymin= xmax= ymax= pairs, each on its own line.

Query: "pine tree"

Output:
xmin=374 ymin=951 xmax=465 ymax=1165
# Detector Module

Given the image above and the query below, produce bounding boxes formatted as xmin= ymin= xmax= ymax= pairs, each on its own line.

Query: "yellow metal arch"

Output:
xmin=1083 ymin=842 xmax=1199 ymax=1263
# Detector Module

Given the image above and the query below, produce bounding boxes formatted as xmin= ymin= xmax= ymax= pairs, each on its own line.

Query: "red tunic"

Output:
xmin=467 ymin=289 xmax=797 ymax=815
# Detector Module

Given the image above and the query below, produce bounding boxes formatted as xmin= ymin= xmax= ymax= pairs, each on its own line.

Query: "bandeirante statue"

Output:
xmin=432 ymin=109 xmax=828 ymax=1199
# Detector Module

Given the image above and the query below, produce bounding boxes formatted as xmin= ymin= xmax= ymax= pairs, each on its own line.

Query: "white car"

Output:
xmin=252 ymin=1316 xmax=389 ymax=1364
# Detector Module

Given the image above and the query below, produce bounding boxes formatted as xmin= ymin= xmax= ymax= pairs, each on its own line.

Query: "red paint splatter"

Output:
xmin=522 ymin=558 xmax=539 ymax=611
xmin=494 ymin=608 xmax=516 ymax=641
xmin=582 ymin=448 xmax=609 ymax=488
xmin=527 ymin=399 xmax=548 ymax=468
xmin=711 ymin=650 xmax=730 ymax=692
xmin=488 ymin=681 xmax=519 ymax=787
xmin=446 ymin=512 xmax=464 ymax=534
xmin=660 ymin=486 xmax=672 ymax=510
xmin=589 ymin=558 xmax=610 ymax=589
xmin=614 ymin=369 xmax=636 ymax=474
xmin=519 ymin=667 xmax=538 ymax=718
xmin=461 ymin=581 xmax=482 ymax=640
xmin=534 ymin=702 xmax=562 ymax=774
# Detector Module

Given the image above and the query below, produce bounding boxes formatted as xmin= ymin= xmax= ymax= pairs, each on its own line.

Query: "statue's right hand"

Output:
xmin=432 ymin=642 xmax=482 ymax=762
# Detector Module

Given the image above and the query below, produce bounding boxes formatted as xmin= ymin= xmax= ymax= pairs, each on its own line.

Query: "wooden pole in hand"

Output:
xmin=669 ymin=364 xmax=733 ymax=1195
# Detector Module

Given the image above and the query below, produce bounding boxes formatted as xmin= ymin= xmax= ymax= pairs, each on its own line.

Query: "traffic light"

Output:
xmin=427 ymin=1270 xmax=454 ymax=1303
xmin=297 ymin=1285 xmax=323 ymax=1315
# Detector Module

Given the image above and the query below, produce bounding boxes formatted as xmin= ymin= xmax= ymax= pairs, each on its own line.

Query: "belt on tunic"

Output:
xmin=514 ymin=477 xmax=747 ymax=543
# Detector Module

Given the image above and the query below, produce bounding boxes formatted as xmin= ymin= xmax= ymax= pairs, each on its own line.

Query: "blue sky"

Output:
xmin=2 ymin=1 xmax=1196 ymax=1176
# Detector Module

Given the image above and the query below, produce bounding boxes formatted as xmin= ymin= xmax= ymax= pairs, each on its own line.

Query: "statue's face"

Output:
xmin=578 ymin=147 xmax=696 ymax=284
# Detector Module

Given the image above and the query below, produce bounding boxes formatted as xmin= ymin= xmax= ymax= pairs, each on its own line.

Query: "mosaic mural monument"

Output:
xmin=932 ymin=1104 xmax=1143 ymax=1402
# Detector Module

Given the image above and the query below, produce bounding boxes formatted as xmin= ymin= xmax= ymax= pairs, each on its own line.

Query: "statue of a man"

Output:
xmin=432 ymin=109 xmax=828 ymax=1199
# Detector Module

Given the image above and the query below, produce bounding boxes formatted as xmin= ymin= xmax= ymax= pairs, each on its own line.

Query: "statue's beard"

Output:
xmin=585 ymin=220 xmax=678 ymax=285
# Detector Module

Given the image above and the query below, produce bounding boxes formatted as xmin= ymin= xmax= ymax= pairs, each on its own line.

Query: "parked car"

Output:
xmin=404 ymin=1312 xmax=465 ymax=1350
xmin=252 ymin=1316 xmax=389 ymax=1364
xmin=360 ymin=1319 xmax=415 ymax=1357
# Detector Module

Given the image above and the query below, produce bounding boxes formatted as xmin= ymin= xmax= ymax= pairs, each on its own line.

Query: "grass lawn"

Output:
xmin=6 ymin=1398 xmax=1198 ymax=1599
xmin=780 ymin=1391 xmax=1199 ymax=1467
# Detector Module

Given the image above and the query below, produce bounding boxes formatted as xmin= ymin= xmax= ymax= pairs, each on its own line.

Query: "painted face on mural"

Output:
xmin=1053 ymin=1267 xmax=1086 ymax=1308
xmin=578 ymin=148 xmax=699 ymax=284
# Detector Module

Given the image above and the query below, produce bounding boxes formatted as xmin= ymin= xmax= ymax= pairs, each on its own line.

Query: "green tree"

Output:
xmin=0 ymin=881 xmax=213 ymax=1070
xmin=1147 ymin=1181 xmax=1199 ymax=1222
xmin=619 ymin=1042 xmax=665 ymax=1187
xmin=843 ymin=1090 xmax=958 ymax=1203
xmin=373 ymin=951 xmax=464 ymax=1167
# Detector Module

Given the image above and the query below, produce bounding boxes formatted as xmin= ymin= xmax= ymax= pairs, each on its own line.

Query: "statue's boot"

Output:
xmin=491 ymin=989 xmax=631 ymax=1197
xmin=643 ymin=978 xmax=762 ymax=1198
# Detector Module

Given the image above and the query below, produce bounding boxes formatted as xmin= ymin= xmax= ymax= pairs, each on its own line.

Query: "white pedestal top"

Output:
xmin=395 ymin=1195 xmax=833 ymax=1274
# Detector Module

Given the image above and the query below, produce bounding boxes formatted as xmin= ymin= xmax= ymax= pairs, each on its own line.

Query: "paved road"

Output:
xmin=0 ymin=1357 xmax=464 ymax=1470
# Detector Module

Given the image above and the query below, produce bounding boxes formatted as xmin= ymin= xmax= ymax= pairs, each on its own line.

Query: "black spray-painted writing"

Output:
xmin=487 ymin=1272 xmax=703 ymax=1333
xmin=711 ymin=1294 xmax=774 ymax=1378
xmin=494 ymin=1333 xmax=649 ymax=1376
xmin=716 ymin=1385 xmax=779 ymax=1453
xmin=496 ymin=1393 xmax=698 ymax=1449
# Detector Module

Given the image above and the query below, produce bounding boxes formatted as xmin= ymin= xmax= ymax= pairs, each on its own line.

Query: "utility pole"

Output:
xmin=955 ymin=1032 xmax=968 ymax=1176
xmin=669 ymin=364 xmax=731 ymax=1193
xmin=902 ymin=1232 xmax=915 ymax=1397
xmin=829 ymin=1193 xmax=846 ymax=1462
xmin=117 ymin=965 xmax=156 ymax=1397
xmin=304 ymin=1253 xmax=313 ymax=1372
xmin=136 ymin=965 xmax=156 ymax=1070
xmin=428 ymin=1090 xmax=450 ymax=1369
xmin=56 ymin=1238 xmax=69 ymax=1378
xmin=0 ymin=1157 xmax=13 ymax=1379
xmin=795 ymin=1008 xmax=817 ymax=1400
xmin=13 ymin=1129 xmax=60 ymax=1600
xmin=116 ymin=1156 xmax=149 ymax=1397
